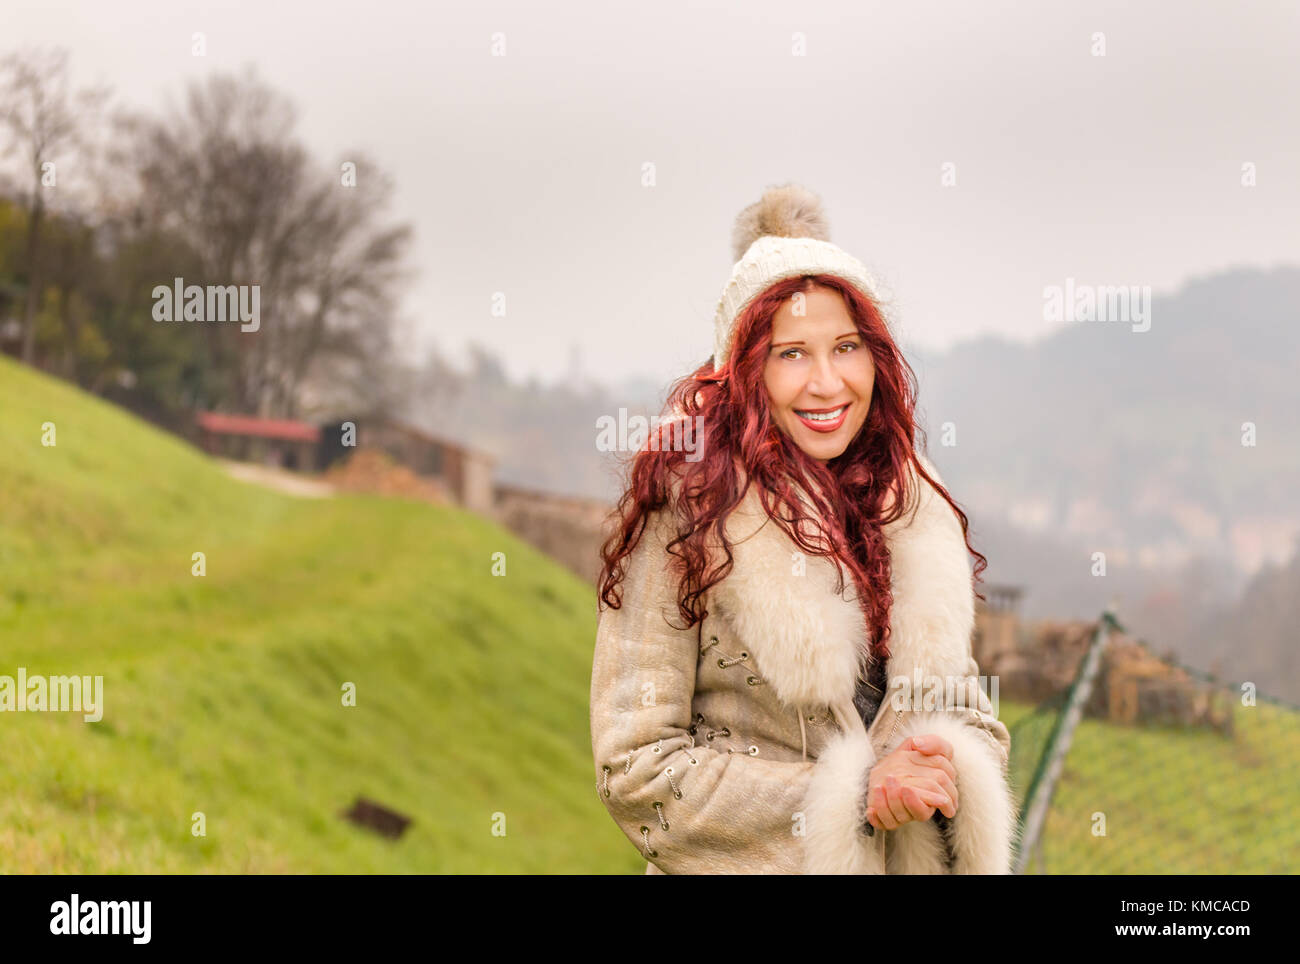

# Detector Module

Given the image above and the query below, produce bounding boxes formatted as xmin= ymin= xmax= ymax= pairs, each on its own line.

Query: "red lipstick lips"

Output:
xmin=794 ymin=403 xmax=850 ymax=433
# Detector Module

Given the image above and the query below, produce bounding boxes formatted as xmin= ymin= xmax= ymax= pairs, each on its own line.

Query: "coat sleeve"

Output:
xmin=876 ymin=453 xmax=1018 ymax=874
xmin=591 ymin=506 xmax=882 ymax=874
xmin=879 ymin=660 xmax=1018 ymax=874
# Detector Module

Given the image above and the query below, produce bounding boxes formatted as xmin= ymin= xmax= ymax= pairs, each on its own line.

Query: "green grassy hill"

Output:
xmin=999 ymin=694 xmax=1300 ymax=874
xmin=0 ymin=354 xmax=640 ymax=872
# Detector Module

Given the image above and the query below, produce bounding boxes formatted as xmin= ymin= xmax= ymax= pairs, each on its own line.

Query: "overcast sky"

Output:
xmin=7 ymin=0 xmax=1298 ymax=388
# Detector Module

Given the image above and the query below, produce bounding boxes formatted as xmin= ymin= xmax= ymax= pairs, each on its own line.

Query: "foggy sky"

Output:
xmin=6 ymin=0 xmax=1298 ymax=388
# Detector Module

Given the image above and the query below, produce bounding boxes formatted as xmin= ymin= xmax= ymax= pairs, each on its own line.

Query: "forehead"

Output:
xmin=770 ymin=285 xmax=854 ymax=338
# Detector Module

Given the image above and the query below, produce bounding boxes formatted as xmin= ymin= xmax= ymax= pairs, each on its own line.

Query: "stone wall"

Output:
xmin=490 ymin=483 xmax=614 ymax=586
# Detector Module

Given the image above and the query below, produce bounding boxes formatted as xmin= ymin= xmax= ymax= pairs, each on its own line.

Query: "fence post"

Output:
xmin=1012 ymin=605 xmax=1122 ymax=874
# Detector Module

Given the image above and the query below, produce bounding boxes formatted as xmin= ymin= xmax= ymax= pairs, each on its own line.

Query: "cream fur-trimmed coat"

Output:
xmin=589 ymin=454 xmax=1017 ymax=874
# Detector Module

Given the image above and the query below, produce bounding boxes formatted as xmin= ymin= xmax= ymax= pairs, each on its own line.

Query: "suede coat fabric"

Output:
xmin=590 ymin=454 xmax=1018 ymax=874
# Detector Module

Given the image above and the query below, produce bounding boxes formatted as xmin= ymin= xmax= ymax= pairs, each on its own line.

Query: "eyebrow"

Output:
xmin=771 ymin=331 xmax=860 ymax=348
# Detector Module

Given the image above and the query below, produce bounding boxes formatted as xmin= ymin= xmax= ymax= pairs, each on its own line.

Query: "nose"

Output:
xmin=806 ymin=352 xmax=845 ymax=397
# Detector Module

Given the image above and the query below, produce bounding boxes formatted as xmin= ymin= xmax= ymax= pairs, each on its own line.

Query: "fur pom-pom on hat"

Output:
xmin=730 ymin=183 xmax=832 ymax=263
xmin=712 ymin=183 xmax=882 ymax=372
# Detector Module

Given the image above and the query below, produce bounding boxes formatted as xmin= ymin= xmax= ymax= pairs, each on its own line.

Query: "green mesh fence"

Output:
xmin=1006 ymin=612 xmax=1300 ymax=874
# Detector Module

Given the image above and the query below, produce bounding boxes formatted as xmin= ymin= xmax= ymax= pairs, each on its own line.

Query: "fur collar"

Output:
xmin=706 ymin=454 xmax=976 ymax=711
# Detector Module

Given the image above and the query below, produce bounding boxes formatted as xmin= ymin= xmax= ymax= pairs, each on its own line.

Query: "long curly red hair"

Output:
xmin=597 ymin=273 xmax=986 ymax=663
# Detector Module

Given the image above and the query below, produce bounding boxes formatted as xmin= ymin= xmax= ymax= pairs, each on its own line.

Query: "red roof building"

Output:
xmin=195 ymin=410 xmax=322 ymax=471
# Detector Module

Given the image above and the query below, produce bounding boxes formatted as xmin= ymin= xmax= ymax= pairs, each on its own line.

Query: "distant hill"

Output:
xmin=1183 ymin=541 xmax=1300 ymax=700
xmin=911 ymin=265 xmax=1300 ymax=693
xmin=913 ymin=264 xmax=1300 ymax=581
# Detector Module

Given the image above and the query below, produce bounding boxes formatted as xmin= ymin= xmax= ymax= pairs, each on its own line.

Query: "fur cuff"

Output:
xmin=801 ymin=727 xmax=885 ymax=874
xmin=887 ymin=713 xmax=1018 ymax=874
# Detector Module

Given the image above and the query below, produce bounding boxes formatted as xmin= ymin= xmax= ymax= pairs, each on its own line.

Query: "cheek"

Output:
xmin=763 ymin=366 xmax=797 ymax=410
xmin=853 ymin=361 xmax=876 ymax=397
xmin=849 ymin=369 xmax=875 ymax=417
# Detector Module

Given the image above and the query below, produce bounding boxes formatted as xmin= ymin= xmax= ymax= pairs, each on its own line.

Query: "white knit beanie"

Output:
xmin=712 ymin=183 xmax=883 ymax=372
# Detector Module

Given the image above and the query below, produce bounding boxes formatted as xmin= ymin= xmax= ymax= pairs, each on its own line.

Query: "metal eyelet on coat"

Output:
xmin=705 ymin=727 xmax=730 ymax=741
xmin=718 ymin=651 xmax=749 ymax=668
xmin=663 ymin=766 xmax=683 ymax=800
xmin=650 ymin=738 xmax=663 ymax=755
xmin=640 ymin=826 xmax=658 ymax=858
xmin=652 ymin=801 xmax=669 ymax=830
xmin=746 ymin=675 xmax=763 ymax=686
xmin=600 ymin=765 xmax=611 ymax=797
xmin=701 ymin=635 xmax=720 ymax=655
xmin=748 ymin=745 xmax=759 ymax=756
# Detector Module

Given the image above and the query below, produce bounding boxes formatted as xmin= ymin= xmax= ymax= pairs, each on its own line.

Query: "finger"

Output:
xmin=868 ymin=786 xmax=895 ymax=830
xmin=865 ymin=806 xmax=881 ymax=831
xmin=911 ymin=735 xmax=954 ymax=759
xmin=873 ymin=797 xmax=898 ymax=831
xmin=933 ymin=772 xmax=959 ymax=815
xmin=883 ymin=777 xmax=912 ymax=827
xmin=910 ymin=751 xmax=957 ymax=782
xmin=926 ymin=788 xmax=956 ymax=819
xmin=917 ymin=779 xmax=957 ymax=819
xmin=899 ymin=786 xmax=936 ymax=823
xmin=872 ymin=786 xmax=899 ymax=830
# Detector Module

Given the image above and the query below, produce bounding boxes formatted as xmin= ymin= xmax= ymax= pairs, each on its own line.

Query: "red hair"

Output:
xmin=597 ymin=274 xmax=987 ymax=663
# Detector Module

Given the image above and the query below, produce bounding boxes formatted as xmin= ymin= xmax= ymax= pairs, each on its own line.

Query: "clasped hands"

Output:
xmin=864 ymin=735 xmax=959 ymax=832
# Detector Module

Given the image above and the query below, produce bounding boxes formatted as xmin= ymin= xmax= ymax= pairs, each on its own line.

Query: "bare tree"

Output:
xmin=0 ymin=47 xmax=109 ymax=363
xmin=265 ymin=155 xmax=412 ymax=418
xmin=121 ymin=66 xmax=411 ymax=417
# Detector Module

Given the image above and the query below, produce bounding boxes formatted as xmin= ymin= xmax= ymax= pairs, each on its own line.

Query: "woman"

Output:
xmin=590 ymin=184 xmax=1017 ymax=874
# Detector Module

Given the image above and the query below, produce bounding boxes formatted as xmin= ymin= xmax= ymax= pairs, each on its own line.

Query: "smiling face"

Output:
xmin=762 ymin=283 xmax=875 ymax=461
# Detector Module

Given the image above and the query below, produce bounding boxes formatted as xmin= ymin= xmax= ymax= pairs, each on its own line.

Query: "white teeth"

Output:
xmin=797 ymin=405 xmax=847 ymax=421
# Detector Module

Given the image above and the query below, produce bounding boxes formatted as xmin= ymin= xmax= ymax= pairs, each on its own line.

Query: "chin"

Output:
xmin=796 ymin=436 xmax=851 ymax=461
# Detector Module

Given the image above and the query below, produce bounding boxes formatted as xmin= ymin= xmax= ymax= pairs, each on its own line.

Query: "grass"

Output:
xmin=0 ymin=354 xmax=642 ymax=873
xmin=1000 ymin=694 xmax=1300 ymax=874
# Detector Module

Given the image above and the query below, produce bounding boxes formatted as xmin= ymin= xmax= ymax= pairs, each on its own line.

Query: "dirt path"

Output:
xmin=217 ymin=459 xmax=337 ymax=498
